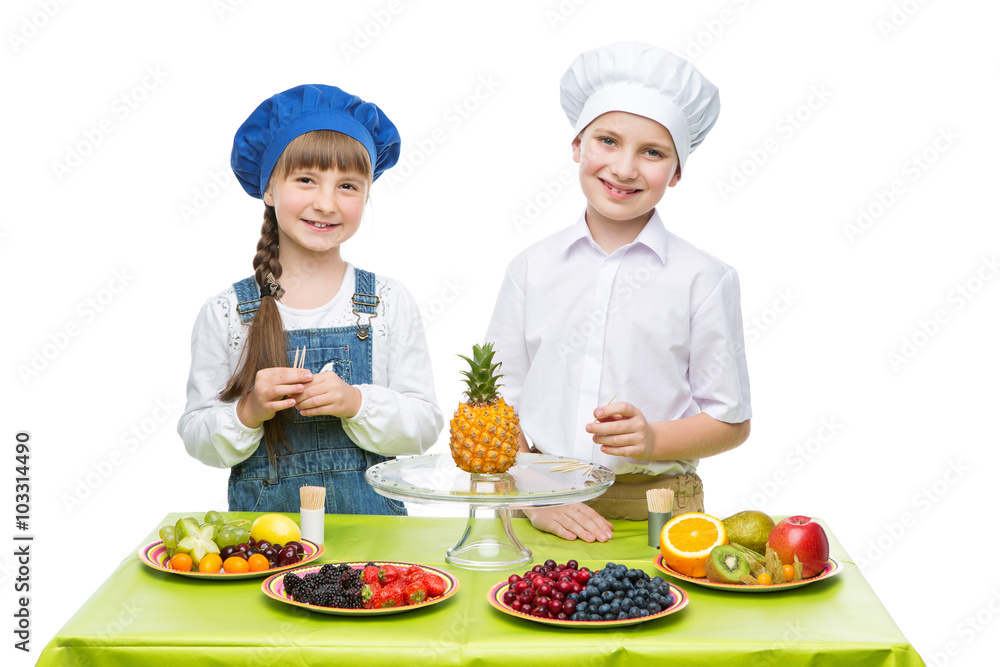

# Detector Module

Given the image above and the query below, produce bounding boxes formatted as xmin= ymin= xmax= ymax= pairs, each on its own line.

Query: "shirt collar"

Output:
xmin=559 ymin=210 xmax=670 ymax=264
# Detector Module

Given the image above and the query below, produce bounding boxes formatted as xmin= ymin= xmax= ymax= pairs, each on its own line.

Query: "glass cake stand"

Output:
xmin=366 ymin=453 xmax=615 ymax=570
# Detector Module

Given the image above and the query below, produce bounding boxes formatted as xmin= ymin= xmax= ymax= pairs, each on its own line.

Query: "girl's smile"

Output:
xmin=264 ymin=167 xmax=367 ymax=255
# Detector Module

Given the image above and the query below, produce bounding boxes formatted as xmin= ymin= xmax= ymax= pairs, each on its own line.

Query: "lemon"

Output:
xmin=250 ymin=513 xmax=301 ymax=545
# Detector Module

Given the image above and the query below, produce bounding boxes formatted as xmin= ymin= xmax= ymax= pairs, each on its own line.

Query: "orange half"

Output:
xmin=659 ymin=512 xmax=728 ymax=578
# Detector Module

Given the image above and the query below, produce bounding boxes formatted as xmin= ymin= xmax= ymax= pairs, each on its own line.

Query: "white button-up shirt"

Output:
xmin=486 ymin=211 xmax=751 ymax=476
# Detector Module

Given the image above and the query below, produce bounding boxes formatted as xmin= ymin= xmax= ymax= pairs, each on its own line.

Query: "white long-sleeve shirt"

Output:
xmin=486 ymin=211 xmax=751 ymax=476
xmin=178 ymin=266 xmax=444 ymax=468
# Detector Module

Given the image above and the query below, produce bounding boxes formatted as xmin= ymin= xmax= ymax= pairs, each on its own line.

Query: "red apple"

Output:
xmin=767 ymin=516 xmax=830 ymax=578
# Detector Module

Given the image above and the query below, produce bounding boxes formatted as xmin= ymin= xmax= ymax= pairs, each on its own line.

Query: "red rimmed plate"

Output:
xmin=487 ymin=579 xmax=689 ymax=628
xmin=262 ymin=562 xmax=459 ymax=615
xmin=654 ymin=554 xmax=843 ymax=592
xmin=138 ymin=539 xmax=322 ymax=580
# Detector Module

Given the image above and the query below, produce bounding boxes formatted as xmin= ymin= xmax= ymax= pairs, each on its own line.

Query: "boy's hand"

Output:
xmin=237 ymin=367 xmax=312 ymax=429
xmin=523 ymin=503 xmax=614 ymax=542
xmin=587 ymin=401 xmax=655 ymax=460
xmin=294 ymin=371 xmax=363 ymax=419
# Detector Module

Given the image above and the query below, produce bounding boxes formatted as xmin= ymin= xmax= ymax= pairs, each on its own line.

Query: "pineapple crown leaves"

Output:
xmin=458 ymin=342 xmax=505 ymax=404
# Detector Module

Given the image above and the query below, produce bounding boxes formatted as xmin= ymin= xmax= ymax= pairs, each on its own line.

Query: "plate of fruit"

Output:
xmin=487 ymin=559 xmax=689 ymax=627
xmin=262 ymin=561 xmax=458 ymax=615
xmin=655 ymin=511 xmax=843 ymax=592
xmin=139 ymin=512 xmax=322 ymax=579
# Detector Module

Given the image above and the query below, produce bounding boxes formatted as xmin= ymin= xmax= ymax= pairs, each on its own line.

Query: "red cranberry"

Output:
xmin=534 ymin=595 xmax=551 ymax=607
xmin=556 ymin=612 xmax=568 ymax=620
xmin=551 ymin=591 xmax=565 ymax=602
xmin=532 ymin=606 xmax=548 ymax=617
xmin=571 ymin=583 xmax=582 ymax=594
xmin=518 ymin=589 xmax=535 ymax=603
xmin=563 ymin=599 xmax=577 ymax=614
xmin=556 ymin=580 xmax=573 ymax=594
xmin=502 ymin=591 xmax=517 ymax=605
xmin=566 ymin=560 xmax=579 ymax=570
xmin=508 ymin=574 xmax=521 ymax=585
xmin=537 ymin=584 xmax=552 ymax=597
xmin=510 ymin=599 xmax=522 ymax=611
xmin=548 ymin=599 xmax=563 ymax=614
xmin=514 ymin=580 xmax=529 ymax=593
xmin=532 ymin=576 xmax=546 ymax=589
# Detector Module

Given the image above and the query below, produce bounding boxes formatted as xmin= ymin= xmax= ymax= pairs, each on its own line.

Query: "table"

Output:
xmin=37 ymin=513 xmax=925 ymax=666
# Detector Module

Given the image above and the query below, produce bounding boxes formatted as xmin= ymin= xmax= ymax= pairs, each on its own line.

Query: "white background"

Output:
xmin=2 ymin=1 xmax=998 ymax=665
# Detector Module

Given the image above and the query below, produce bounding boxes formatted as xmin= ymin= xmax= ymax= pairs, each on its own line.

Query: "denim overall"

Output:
xmin=226 ymin=269 xmax=405 ymax=516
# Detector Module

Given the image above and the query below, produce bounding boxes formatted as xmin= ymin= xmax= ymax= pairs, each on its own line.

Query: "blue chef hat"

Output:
xmin=231 ymin=84 xmax=401 ymax=198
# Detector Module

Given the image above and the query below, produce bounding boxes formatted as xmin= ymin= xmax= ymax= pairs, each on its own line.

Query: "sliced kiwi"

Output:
xmin=704 ymin=545 xmax=751 ymax=584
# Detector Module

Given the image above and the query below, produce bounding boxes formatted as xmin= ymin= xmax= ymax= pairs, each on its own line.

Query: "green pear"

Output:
xmin=721 ymin=511 xmax=775 ymax=555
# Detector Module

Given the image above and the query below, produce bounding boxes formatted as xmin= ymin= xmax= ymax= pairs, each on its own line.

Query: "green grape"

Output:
xmin=159 ymin=525 xmax=178 ymax=549
xmin=203 ymin=510 xmax=225 ymax=529
xmin=215 ymin=527 xmax=239 ymax=549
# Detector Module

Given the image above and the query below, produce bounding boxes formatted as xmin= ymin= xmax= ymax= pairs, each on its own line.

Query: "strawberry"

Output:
xmin=424 ymin=573 xmax=446 ymax=598
xmin=383 ymin=580 xmax=407 ymax=607
xmin=405 ymin=577 xmax=428 ymax=605
xmin=378 ymin=564 xmax=401 ymax=585
xmin=361 ymin=582 xmax=381 ymax=609
xmin=370 ymin=588 xmax=396 ymax=609
xmin=362 ymin=565 xmax=380 ymax=586
xmin=405 ymin=565 xmax=424 ymax=579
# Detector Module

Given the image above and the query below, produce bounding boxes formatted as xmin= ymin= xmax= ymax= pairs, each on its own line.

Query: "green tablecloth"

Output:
xmin=38 ymin=513 xmax=923 ymax=666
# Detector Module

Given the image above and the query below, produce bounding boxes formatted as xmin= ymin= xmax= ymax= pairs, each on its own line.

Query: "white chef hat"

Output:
xmin=560 ymin=42 xmax=720 ymax=174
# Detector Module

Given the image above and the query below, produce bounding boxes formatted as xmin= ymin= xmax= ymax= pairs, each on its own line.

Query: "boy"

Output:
xmin=486 ymin=42 xmax=751 ymax=542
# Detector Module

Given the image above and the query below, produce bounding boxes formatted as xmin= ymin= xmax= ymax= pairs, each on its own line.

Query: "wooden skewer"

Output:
xmin=293 ymin=347 xmax=300 ymax=370
xmin=594 ymin=392 xmax=619 ymax=422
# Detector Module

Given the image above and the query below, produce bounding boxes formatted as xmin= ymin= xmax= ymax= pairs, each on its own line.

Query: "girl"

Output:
xmin=178 ymin=84 xmax=443 ymax=515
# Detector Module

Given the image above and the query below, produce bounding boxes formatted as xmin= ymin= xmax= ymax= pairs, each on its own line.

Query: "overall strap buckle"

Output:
xmin=352 ymin=269 xmax=379 ymax=340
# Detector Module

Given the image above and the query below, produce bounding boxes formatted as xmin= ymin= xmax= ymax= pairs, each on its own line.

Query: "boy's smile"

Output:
xmin=573 ymin=111 xmax=680 ymax=242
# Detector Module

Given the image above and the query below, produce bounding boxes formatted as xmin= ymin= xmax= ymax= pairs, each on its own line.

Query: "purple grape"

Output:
xmin=220 ymin=545 xmax=238 ymax=559
xmin=255 ymin=540 xmax=271 ymax=551
xmin=236 ymin=543 xmax=250 ymax=554
xmin=284 ymin=541 xmax=305 ymax=555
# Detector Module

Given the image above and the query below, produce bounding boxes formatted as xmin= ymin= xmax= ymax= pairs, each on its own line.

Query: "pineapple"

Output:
xmin=449 ymin=342 xmax=521 ymax=474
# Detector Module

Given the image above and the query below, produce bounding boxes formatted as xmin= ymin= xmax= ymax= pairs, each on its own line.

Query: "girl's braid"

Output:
xmin=254 ymin=207 xmax=282 ymax=295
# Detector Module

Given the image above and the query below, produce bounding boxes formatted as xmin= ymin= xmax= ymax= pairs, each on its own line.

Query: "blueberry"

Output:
xmin=567 ymin=593 xmax=580 ymax=602
xmin=621 ymin=597 xmax=634 ymax=609
xmin=611 ymin=580 xmax=623 ymax=592
xmin=589 ymin=595 xmax=603 ymax=607
xmin=609 ymin=600 xmax=621 ymax=613
xmin=589 ymin=614 xmax=603 ymax=622
xmin=628 ymin=606 xmax=641 ymax=619
xmin=617 ymin=611 xmax=629 ymax=620
xmin=584 ymin=586 xmax=599 ymax=599
xmin=647 ymin=603 xmax=662 ymax=614
xmin=596 ymin=580 xmax=610 ymax=593
xmin=639 ymin=609 xmax=650 ymax=618
xmin=665 ymin=594 xmax=676 ymax=607
xmin=622 ymin=578 xmax=634 ymax=591
xmin=603 ymin=613 xmax=615 ymax=621
xmin=601 ymin=591 xmax=615 ymax=603
xmin=598 ymin=604 xmax=611 ymax=615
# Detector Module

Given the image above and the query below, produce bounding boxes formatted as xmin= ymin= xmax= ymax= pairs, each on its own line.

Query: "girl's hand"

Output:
xmin=237 ymin=367 xmax=312 ymax=429
xmin=294 ymin=371 xmax=362 ymax=419
xmin=523 ymin=503 xmax=614 ymax=542
xmin=587 ymin=401 xmax=655 ymax=460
